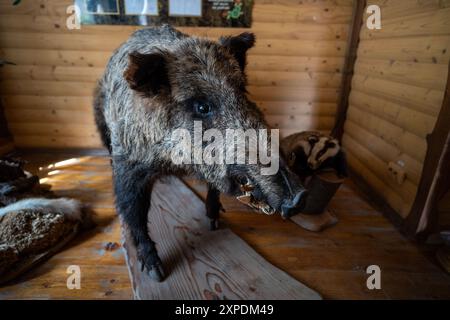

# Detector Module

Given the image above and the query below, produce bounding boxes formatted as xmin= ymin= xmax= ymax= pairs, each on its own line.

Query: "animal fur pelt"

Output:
xmin=0 ymin=157 xmax=51 ymax=207
xmin=0 ymin=198 xmax=88 ymax=284
xmin=0 ymin=157 xmax=26 ymax=182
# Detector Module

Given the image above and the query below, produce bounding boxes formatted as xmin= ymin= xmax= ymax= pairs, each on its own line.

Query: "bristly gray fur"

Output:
xmin=94 ymin=24 xmax=304 ymax=208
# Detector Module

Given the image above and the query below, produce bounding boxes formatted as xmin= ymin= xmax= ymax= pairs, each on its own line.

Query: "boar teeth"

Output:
xmin=237 ymin=182 xmax=276 ymax=215
xmin=240 ymin=182 xmax=254 ymax=192
xmin=261 ymin=205 xmax=276 ymax=215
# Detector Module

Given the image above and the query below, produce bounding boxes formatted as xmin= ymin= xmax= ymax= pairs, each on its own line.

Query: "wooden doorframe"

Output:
xmin=403 ymin=63 xmax=450 ymax=240
xmin=331 ymin=0 xmax=366 ymax=141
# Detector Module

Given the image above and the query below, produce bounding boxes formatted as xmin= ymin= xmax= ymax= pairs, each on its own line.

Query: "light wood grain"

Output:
xmin=354 ymin=58 xmax=447 ymax=90
xmin=351 ymin=74 xmax=445 ymax=117
xmin=342 ymin=3 xmax=450 ymax=220
xmin=123 ymin=177 xmax=321 ymax=300
xmin=0 ymin=0 xmax=354 ymax=22
xmin=360 ymin=8 xmax=450 ymax=40
xmin=0 ymin=65 xmax=342 ymax=88
xmin=356 ymin=0 xmax=450 ymax=23
xmin=347 ymin=106 xmax=427 ymax=163
xmin=0 ymin=0 xmax=352 ymax=147
xmin=0 ymin=31 xmax=347 ymax=57
xmin=348 ymin=90 xmax=437 ymax=139
xmin=343 ymin=134 xmax=418 ymax=204
xmin=345 ymin=149 xmax=412 ymax=218
xmin=0 ymin=48 xmax=346 ymax=72
xmin=344 ymin=120 xmax=423 ymax=184
xmin=0 ymin=14 xmax=350 ymax=41
xmin=357 ymin=36 xmax=450 ymax=64
xmin=0 ymin=153 xmax=448 ymax=299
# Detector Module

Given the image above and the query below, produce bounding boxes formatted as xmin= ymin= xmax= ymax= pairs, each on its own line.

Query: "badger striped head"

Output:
xmin=307 ymin=136 xmax=340 ymax=170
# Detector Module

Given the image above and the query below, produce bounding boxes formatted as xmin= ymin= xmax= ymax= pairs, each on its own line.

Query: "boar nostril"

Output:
xmin=236 ymin=175 xmax=249 ymax=186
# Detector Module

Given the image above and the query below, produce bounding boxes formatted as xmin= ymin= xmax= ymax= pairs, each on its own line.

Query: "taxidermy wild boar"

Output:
xmin=94 ymin=25 xmax=308 ymax=281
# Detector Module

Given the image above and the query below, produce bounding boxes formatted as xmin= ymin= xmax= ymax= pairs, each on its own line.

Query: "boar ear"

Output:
xmin=124 ymin=51 xmax=170 ymax=95
xmin=219 ymin=32 xmax=255 ymax=71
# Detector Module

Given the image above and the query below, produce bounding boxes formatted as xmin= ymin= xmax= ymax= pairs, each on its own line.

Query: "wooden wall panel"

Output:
xmin=439 ymin=191 xmax=450 ymax=227
xmin=0 ymin=0 xmax=353 ymax=148
xmin=0 ymin=98 xmax=13 ymax=155
xmin=343 ymin=1 xmax=450 ymax=218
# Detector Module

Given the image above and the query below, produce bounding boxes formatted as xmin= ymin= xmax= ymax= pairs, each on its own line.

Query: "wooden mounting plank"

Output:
xmin=122 ymin=177 xmax=321 ymax=300
xmin=291 ymin=209 xmax=339 ymax=232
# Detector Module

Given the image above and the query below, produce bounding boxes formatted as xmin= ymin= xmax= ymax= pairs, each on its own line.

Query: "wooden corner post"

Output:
xmin=404 ymin=63 xmax=450 ymax=240
xmin=331 ymin=0 xmax=366 ymax=141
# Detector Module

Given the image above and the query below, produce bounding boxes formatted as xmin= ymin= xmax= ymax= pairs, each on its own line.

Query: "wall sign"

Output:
xmin=74 ymin=0 xmax=253 ymax=27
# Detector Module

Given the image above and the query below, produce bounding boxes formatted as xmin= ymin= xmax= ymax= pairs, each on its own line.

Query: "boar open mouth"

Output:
xmin=235 ymin=171 xmax=308 ymax=218
xmin=236 ymin=180 xmax=277 ymax=215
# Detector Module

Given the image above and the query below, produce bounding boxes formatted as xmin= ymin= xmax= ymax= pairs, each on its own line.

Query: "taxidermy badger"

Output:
xmin=93 ymin=25 xmax=308 ymax=281
xmin=281 ymin=131 xmax=348 ymax=180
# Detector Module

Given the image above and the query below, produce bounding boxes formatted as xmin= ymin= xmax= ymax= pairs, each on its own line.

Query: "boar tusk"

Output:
xmin=237 ymin=182 xmax=276 ymax=215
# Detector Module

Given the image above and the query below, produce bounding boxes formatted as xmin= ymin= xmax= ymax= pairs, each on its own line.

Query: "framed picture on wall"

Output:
xmin=168 ymin=0 xmax=202 ymax=17
xmin=74 ymin=0 xmax=254 ymax=27
xmin=124 ymin=0 xmax=159 ymax=16
xmin=84 ymin=0 xmax=120 ymax=15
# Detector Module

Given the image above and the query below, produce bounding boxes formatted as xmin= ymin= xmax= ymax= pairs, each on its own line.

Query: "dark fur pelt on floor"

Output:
xmin=0 ymin=157 xmax=50 ymax=207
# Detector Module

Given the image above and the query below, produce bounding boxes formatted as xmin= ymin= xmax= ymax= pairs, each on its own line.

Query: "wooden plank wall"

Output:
xmin=342 ymin=0 xmax=450 ymax=218
xmin=0 ymin=0 xmax=353 ymax=148
xmin=0 ymin=98 xmax=13 ymax=155
xmin=439 ymin=192 xmax=450 ymax=227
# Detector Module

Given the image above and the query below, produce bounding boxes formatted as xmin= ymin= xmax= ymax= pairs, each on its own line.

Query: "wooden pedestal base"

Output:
xmin=122 ymin=177 xmax=321 ymax=300
xmin=290 ymin=210 xmax=339 ymax=232
xmin=291 ymin=170 xmax=343 ymax=232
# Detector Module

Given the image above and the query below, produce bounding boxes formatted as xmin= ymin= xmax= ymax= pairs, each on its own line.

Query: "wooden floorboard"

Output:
xmin=0 ymin=153 xmax=131 ymax=300
xmin=0 ymin=152 xmax=448 ymax=299
xmin=123 ymin=177 xmax=321 ymax=300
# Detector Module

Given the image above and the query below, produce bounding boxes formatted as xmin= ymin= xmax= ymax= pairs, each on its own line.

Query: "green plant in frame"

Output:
xmin=227 ymin=1 xmax=244 ymax=20
xmin=12 ymin=0 xmax=21 ymax=5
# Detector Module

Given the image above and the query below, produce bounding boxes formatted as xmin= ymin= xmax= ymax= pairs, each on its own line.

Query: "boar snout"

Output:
xmin=241 ymin=161 xmax=309 ymax=218
xmin=281 ymin=189 xmax=309 ymax=219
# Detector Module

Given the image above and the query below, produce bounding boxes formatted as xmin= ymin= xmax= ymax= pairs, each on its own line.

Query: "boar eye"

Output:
xmin=193 ymin=101 xmax=212 ymax=116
